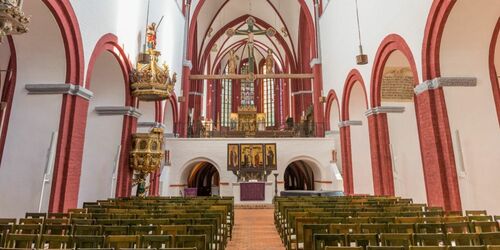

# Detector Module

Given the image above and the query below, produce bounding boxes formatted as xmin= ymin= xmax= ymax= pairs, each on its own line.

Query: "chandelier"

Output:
xmin=130 ymin=22 xmax=176 ymax=102
xmin=0 ymin=0 xmax=29 ymax=43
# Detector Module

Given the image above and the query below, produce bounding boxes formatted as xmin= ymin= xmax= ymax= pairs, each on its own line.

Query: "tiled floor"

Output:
xmin=226 ymin=208 xmax=285 ymax=250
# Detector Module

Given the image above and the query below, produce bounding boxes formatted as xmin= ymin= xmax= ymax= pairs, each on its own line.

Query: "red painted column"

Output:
xmin=283 ymin=78 xmax=290 ymax=125
xmin=340 ymin=126 xmax=354 ymax=194
xmin=206 ymin=80 xmax=213 ymax=121
xmin=49 ymin=95 xmax=89 ymax=212
xmin=312 ymin=63 xmax=325 ymax=137
xmin=179 ymin=65 xmax=190 ymax=137
xmin=420 ymin=0 xmax=461 ymax=211
xmin=367 ymin=113 xmax=394 ymax=196
xmin=115 ymin=115 xmax=138 ymax=197
xmin=415 ymin=88 xmax=461 ymax=211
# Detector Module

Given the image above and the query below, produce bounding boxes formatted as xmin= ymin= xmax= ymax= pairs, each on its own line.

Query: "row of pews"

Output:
xmin=274 ymin=196 xmax=500 ymax=250
xmin=0 ymin=197 xmax=234 ymax=250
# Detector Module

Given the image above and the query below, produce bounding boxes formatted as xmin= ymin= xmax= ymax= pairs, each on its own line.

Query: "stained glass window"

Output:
xmin=221 ymin=65 xmax=232 ymax=127
xmin=263 ymin=67 xmax=275 ymax=127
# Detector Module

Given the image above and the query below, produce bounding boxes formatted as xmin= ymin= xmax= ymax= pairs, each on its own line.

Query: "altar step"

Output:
xmin=234 ymin=203 xmax=274 ymax=209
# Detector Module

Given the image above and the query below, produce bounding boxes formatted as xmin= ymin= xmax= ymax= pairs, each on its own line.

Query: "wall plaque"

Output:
xmin=381 ymin=67 xmax=415 ymax=102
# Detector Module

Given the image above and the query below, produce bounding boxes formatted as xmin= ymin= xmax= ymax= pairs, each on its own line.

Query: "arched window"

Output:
xmin=262 ymin=66 xmax=275 ymax=127
xmin=221 ymin=64 xmax=232 ymax=127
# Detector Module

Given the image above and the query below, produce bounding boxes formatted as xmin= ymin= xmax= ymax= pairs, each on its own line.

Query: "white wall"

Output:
xmin=439 ymin=0 xmax=500 ymax=215
xmin=386 ymin=101 xmax=426 ymax=203
xmin=348 ymin=82 xmax=373 ymax=195
xmin=383 ymin=51 xmax=426 ymax=203
xmin=0 ymin=0 xmax=66 ymax=218
xmin=326 ymin=99 xmax=342 ymax=173
xmin=137 ymin=101 xmax=156 ymax=133
xmin=78 ymin=52 xmax=126 ymax=206
xmin=69 ymin=0 xmax=185 ymax=204
xmin=163 ymin=137 xmax=340 ymax=200
xmin=70 ymin=0 xmax=185 ymax=115
xmin=319 ymin=0 xmax=432 ymax=198
xmin=164 ymin=101 xmax=175 ymax=134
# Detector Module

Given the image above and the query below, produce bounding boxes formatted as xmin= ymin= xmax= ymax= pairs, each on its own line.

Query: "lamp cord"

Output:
xmin=355 ymin=0 xmax=363 ymax=51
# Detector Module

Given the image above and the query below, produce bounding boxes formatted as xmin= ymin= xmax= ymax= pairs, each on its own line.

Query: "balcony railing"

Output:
xmin=168 ymin=122 xmax=326 ymax=138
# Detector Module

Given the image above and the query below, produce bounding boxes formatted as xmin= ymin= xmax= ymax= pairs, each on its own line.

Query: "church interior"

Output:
xmin=0 ymin=0 xmax=499 ymax=249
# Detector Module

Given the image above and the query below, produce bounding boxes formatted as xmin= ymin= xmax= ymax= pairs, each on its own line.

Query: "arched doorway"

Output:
xmin=187 ymin=162 xmax=220 ymax=196
xmin=284 ymin=161 xmax=315 ymax=191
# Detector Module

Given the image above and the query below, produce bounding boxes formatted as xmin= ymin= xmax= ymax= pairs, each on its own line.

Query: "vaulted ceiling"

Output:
xmin=189 ymin=0 xmax=316 ymax=74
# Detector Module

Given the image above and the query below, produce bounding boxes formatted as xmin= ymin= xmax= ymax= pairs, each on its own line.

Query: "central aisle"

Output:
xmin=226 ymin=208 xmax=285 ymax=250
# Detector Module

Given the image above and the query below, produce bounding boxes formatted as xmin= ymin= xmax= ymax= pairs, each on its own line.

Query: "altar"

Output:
xmin=240 ymin=182 xmax=265 ymax=201
xmin=232 ymin=182 xmax=274 ymax=204
xmin=232 ymin=106 xmax=266 ymax=137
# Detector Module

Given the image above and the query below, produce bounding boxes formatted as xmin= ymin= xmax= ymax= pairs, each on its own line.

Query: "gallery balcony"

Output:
xmin=168 ymin=121 xmax=327 ymax=138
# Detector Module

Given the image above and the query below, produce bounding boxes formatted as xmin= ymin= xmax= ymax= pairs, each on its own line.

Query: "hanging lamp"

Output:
xmin=355 ymin=0 xmax=368 ymax=65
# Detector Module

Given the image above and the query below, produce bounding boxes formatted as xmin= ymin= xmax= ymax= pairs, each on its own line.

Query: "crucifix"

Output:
xmin=226 ymin=17 xmax=276 ymax=75
xmin=226 ymin=17 xmax=276 ymax=106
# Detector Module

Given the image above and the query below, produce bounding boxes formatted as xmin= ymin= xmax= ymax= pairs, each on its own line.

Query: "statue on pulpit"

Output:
xmin=146 ymin=23 xmax=157 ymax=51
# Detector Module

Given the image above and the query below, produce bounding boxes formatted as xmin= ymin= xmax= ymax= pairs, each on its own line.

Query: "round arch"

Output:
xmin=421 ymin=0 xmax=457 ymax=80
xmin=163 ymin=94 xmax=179 ymax=135
xmin=0 ymin=0 xmax=86 ymax=215
xmin=284 ymin=161 xmax=315 ymax=191
xmin=187 ymin=162 xmax=220 ymax=196
xmin=418 ymin=0 xmax=462 ymax=211
xmin=81 ymin=34 xmax=135 ymax=200
xmin=339 ymin=69 xmax=370 ymax=195
xmin=179 ymin=157 xmax=223 ymax=185
xmin=341 ymin=69 xmax=368 ymax=121
xmin=0 ymin=37 xmax=17 ymax=165
xmin=42 ymin=0 xmax=85 ymax=85
xmin=370 ymin=34 xmax=419 ymax=107
xmin=489 ymin=19 xmax=500 ymax=125
xmin=324 ymin=89 xmax=340 ymax=131
xmin=370 ymin=34 xmax=427 ymax=202
xmin=85 ymin=33 xmax=133 ymax=105
xmin=284 ymin=155 xmax=324 ymax=182
xmin=436 ymin=0 xmax=500 ymax=213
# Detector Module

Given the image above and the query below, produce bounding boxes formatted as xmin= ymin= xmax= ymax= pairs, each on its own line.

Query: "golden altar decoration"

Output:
xmin=129 ymin=127 xmax=164 ymax=197
xmin=235 ymin=106 xmax=266 ymax=136
xmin=0 ymin=0 xmax=30 ymax=43
xmin=237 ymin=106 xmax=257 ymax=136
xmin=130 ymin=23 xmax=176 ymax=101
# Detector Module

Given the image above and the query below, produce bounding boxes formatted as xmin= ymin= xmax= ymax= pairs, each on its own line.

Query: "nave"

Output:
xmin=1 ymin=195 xmax=499 ymax=250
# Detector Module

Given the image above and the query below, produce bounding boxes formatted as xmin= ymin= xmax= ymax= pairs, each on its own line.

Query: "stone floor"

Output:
xmin=226 ymin=208 xmax=285 ymax=250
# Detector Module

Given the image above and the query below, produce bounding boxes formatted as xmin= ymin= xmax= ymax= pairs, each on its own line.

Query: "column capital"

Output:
xmin=338 ymin=120 xmax=363 ymax=128
xmin=365 ymin=106 xmax=405 ymax=117
xmin=415 ymin=77 xmax=477 ymax=95
xmin=25 ymin=83 xmax=93 ymax=100
xmin=183 ymin=60 xmax=193 ymax=70
xmin=95 ymin=106 xmax=142 ymax=118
